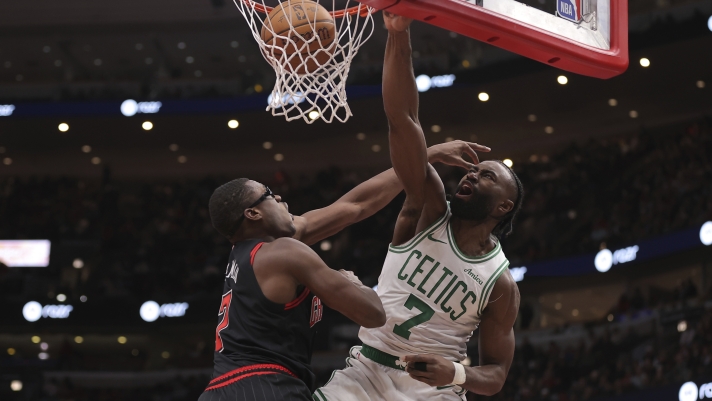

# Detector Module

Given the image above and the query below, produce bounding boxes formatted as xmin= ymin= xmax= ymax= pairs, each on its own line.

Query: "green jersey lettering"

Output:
xmin=417 ymin=261 xmax=441 ymax=295
xmin=427 ymin=267 xmax=453 ymax=298
xmin=441 ymin=280 xmax=466 ymax=313
xmin=435 ymin=275 xmax=458 ymax=304
xmin=407 ymin=255 xmax=433 ymax=288
xmin=397 ymin=250 xmax=422 ymax=280
xmin=451 ymin=291 xmax=477 ymax=320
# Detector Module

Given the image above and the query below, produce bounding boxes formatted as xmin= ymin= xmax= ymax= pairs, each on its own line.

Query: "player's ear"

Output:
xmin=496 ymin=199 xmax=514 ymax=216
xmin=244 ymin=208 xmax=262 ymax=222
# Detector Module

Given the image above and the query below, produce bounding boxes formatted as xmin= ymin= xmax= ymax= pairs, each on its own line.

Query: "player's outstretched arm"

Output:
xmin=292 ymin=140 xmax=489 ymax=246
xmin=383 ymin=12 xmax=429 ymax=213
xmin=403 ymin=272 xmax=519 ymax=395
xmin=257 ymin=238 xmax=386 ymax=328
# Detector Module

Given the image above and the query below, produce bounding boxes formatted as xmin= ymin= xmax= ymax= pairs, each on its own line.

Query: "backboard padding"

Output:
xmin=360 ymin=0 xmax=628 ymax=79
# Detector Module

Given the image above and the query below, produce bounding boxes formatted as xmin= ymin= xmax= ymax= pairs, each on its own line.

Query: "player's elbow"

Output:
xmin=478 ymin=370 xmax=507 ymax=396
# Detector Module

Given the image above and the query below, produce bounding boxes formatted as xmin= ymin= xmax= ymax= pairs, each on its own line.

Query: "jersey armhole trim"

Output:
xmin=284 ymin=287 xmax=310 ymax=310
xmin=388 ymin=209 xmax=449 ymax=254
xmin=477 ymin=259 xmax=510 ymax=316
xmin=250 ymin=242 xmax=265 ymax=265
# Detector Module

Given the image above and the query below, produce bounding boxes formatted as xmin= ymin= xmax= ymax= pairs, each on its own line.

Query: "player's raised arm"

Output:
xmin=383 ymin=12 xmax=428 ymax=207
xmin=292 ymin=140 xmax=489 ymax=246
xmin=256 ymin=237 xmax=386 ymax=328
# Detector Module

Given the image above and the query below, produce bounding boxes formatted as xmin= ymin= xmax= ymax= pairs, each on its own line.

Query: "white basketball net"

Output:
xmin=233 ymin=0 xmax=375 ymax=123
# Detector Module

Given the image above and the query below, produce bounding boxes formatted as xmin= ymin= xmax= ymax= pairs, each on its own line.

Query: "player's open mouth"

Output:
xmin=456 ymin=181 xmax=474 ymax=198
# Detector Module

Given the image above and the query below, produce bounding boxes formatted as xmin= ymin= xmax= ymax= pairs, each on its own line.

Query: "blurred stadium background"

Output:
xmin=1 ymin=0 xmax=712 ymax=400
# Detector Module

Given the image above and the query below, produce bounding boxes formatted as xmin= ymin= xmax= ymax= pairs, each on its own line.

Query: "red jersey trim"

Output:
xmin=249 ymin=242 xmax=265 ymax=265
xmin=285 ymin=287 xmax=310 ymax=310
xmin=206 ymin=371 xmax=278 ymax=391
xmin=206 ymin=363 xmax=297 ymax=391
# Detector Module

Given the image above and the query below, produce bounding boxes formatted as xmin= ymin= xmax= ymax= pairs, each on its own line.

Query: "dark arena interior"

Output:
xmin=1 ymin=0 xmax=712 ymax=400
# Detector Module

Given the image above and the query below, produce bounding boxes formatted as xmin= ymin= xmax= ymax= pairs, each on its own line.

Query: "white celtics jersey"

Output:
xmin=359 ymin=206 xmax=510 ymax=362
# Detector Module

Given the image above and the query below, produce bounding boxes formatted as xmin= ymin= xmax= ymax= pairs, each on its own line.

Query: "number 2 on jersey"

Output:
xmin=215 ymin=290 xmax=233 ymax=352
xmin=393 ymin=294 xmax=435 ymax=340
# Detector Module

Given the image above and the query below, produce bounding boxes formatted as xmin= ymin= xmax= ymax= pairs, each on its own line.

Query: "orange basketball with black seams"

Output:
xmin=260 ymin=0 xmax=336 ymax=74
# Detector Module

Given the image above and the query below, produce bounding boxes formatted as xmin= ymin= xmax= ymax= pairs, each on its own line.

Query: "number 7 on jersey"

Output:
xmin=393 ymin=294 xmax=435 ymax=340
xmin=215 ymin=290 xmax=232 ymax=352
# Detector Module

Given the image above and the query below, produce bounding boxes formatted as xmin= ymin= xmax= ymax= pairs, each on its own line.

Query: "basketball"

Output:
xmin=260 ymin=0 xmax=336 ymax=74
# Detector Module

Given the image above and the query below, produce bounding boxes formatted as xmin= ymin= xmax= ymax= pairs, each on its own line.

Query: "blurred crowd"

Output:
xmin=1 ymin=120 xmax=711 ymax=303
xmin=473 ymin=305 xmax=712 ymax=401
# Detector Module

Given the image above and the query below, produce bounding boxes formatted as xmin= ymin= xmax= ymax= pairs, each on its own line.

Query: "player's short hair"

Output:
xmin=209 ymin=178 xmax=253 ymax=238
xmin=492 ymin=161 xmax=524 ymax=239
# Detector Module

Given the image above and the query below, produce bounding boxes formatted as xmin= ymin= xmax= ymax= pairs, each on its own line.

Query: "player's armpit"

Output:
xmin=463 ymin=272 xmax=520 ymax=396
xmin=255 ymin=238 xmax=386 ymax=328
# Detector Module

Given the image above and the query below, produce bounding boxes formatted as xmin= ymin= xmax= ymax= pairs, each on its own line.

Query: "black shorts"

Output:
xmin=198 ymin=364 xmax=312 ymax=401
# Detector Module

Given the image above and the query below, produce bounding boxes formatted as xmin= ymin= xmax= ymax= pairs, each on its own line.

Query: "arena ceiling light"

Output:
xmin=639 ymin=58 xmax=650 ymax=67
xmin=557 ymin=75 xmax=568 ymax=85
xmin=608 ymin=99 xmax=618 ymax=106
xmin=478 ymin=92 xmax=489 ymax=102
xmin=142 ymin=121 xmax=153 ymax=131
xmin=58 ymin=123 xmax=69 ymax=132
xmin=502 ymin=159 xmax=513 ymax=167
xmin=708 ymin=15 xmax=712 ymax=32
xmin=10 ymin=380 xmax=22 ymax=392
xmin=227 ymin=119 xmax=239 ymax=129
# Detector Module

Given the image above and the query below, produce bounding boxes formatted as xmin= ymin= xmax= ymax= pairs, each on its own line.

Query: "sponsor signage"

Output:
xmin=139 ymin=301 xmax=189 ymax=322
xmin=594 ymin=245 xmax=639 ymax=273
xmin=519 ymin=222 xmax=712 ymax=278
xmin=679 ymin=381 xmax=712 ymax=401
xmin=120 ymin=99 xmax=162 ymax=116
xmin=22 ymin=301 xmax=73 ymax=322
xmin=0 ymin=104 xmax=15 ymax=116
xmin=416 ymin=74 xmax=456 ymax=92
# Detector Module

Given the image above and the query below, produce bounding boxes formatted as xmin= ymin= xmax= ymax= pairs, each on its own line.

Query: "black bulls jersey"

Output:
xmin=212 ymin=239 xmax=323 ymax=391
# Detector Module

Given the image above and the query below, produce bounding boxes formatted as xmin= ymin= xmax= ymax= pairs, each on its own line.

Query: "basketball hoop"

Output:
xmin=234 ymin=0 xmax=375 ymax=123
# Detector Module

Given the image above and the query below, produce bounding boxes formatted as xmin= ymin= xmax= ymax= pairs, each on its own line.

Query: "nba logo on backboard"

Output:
xmin=557 ymin=0 xmax=581 ymax=23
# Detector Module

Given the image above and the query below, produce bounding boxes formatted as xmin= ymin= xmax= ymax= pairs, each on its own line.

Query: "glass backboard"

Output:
xmin=359 ymin=0 xmax=628 ymax=79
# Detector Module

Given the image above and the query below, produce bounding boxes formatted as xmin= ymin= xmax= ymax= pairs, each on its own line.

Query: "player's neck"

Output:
xmin=230 ymin=225 xmax=276 ymax=244
xmin=450 ymin=217 xmax=497 ymax=257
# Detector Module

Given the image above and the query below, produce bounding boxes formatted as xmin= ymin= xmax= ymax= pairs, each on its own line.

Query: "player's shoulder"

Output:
xmin=262 ymin=237 xmax=310 ymax=254
xmin=483 ymin=269 xmax=520 ymax=317
xmin=258 ymin=237 xmax=316 ymax=267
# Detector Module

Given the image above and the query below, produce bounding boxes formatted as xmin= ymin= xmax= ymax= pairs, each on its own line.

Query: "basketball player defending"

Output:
xmin=315 ymin=13 xmax=523 ymax=401
xmin=199 ymin=139 xmax=485 ymax=401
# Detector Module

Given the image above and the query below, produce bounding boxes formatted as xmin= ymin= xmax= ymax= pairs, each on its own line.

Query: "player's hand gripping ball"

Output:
xmin=261 ymin=0 xmax=336 ymax=74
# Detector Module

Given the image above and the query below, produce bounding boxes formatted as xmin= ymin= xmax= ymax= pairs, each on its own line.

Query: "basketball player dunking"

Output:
xmin=198 ymin=139 xmax=486 ymax=401
xmin=315 ymin=13 xmax=524 ymax=401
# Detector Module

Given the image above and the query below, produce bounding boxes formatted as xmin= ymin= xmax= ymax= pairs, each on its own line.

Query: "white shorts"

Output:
xmin=314 ymin=346 xmax=466 ymax=401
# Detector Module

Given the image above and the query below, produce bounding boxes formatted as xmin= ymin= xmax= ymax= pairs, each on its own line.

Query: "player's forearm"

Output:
xmin=338 ymin=168 xmax=402 ymax=220
xmin=383 ymin=29 xmax=418 ymax=122
xmin=461 ymin=364 xmax=508 ymax=396
xmin=384 ymin=29 xmax=428 ymax=204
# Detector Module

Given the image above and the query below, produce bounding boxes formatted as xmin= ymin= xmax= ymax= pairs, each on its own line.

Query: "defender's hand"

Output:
xmin=404 ymin=354 xmax=457 ymax=387
xmin=383 ymin=11 xmax=412 ymax=32
xmin=338 ymin=269 xmax=364 ymax=286
xmin=429 ymin=140 xmax=491 ymax=170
